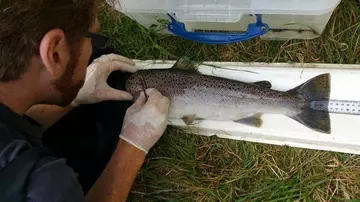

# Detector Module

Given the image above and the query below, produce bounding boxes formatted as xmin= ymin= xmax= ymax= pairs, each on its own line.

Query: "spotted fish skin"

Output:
xmin=124 ymin=60 xmax=331 ymax=134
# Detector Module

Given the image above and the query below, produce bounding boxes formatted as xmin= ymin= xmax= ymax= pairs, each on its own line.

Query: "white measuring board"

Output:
xmin=134 ymin=60 xmax=360 ymax=155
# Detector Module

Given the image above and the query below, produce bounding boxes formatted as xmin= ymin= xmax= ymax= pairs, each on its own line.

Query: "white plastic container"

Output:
xmin=108 ymin=0 xmax=341 ymax=41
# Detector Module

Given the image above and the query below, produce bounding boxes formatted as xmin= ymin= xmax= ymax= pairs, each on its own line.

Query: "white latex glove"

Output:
xmin=120 ymin=88 xmax=170 ymax=153
xmin=72 ymin=54 xmax=137 ymax=106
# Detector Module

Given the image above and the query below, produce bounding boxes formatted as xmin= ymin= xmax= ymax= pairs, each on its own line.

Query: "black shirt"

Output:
xmin=0 ymin=103 xmax=84 ymax=202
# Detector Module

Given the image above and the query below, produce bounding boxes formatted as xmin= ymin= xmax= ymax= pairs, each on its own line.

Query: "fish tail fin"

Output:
xmin=287 ymin=73 xmax=331 ymax=134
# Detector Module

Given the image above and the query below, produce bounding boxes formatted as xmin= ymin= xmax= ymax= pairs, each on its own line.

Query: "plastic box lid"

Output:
xmin=109 ymin=0 xmax=341 ymax=22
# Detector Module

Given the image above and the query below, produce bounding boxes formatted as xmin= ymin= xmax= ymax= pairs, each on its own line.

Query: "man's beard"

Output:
xmin=52 ymin=50 xmax=85 ymax=107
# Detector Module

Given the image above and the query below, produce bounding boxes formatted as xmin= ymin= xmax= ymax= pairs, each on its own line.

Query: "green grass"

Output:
xmin=99 ymin=0 xmax=360 ymax=201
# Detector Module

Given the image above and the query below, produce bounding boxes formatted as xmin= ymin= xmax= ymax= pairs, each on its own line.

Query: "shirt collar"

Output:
xmin=0 ymin=103 xmax=42 ymax=139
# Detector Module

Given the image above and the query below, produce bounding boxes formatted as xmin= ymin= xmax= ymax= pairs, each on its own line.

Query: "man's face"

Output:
xmin=52 ymin=17 xmax=100 ymax=106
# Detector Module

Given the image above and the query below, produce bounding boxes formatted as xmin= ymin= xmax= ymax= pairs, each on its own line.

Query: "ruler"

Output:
xmin=310 ymin=100 xmax=360 ymax=115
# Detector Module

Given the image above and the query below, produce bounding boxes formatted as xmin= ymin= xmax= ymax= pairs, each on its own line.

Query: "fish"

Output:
xmin=124 ymin=58 xmax=331 ymax=134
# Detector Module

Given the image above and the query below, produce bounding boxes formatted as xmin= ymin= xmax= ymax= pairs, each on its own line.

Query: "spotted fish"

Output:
xmin=125 ymin=58 xmax=331 ymax=134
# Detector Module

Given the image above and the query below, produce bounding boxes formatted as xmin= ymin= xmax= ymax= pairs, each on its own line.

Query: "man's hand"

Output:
xmin=120 ymin=88 xmax=170 ymax=153
xmin=86 ymin=90 xmax=169 ymax=202
xmin=72 ymin=54 xmax=137 ymax=106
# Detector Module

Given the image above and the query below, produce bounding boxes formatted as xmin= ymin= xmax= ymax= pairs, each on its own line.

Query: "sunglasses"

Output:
xmin=85 ymin=32 xmax=113 ymax=49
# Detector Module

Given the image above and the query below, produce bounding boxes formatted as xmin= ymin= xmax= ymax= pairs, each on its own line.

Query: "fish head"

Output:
xmin=124 ymin=73 xmax=147 ymax=100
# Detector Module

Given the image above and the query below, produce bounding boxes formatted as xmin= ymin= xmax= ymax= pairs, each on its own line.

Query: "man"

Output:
xmin=0 ymin=0 xmax=170 ymax=201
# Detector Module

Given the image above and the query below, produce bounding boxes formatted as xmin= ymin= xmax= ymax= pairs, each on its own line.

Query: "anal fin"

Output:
xmin=234 ymin=113 xmax=263 ymax=127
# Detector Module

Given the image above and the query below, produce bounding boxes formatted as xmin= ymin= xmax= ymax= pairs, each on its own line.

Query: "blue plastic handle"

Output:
xmin=167 ymin=14 xmax=269 ymax=45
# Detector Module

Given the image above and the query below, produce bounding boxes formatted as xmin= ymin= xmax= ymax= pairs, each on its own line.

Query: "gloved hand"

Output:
xmin=120 ymin=89 xmax=170 ymax=153
xmin=71 ymin=54 xmax=137 ymax=106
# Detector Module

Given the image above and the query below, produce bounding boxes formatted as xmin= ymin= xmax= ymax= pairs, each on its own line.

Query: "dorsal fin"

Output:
xmin=172 ymin=57 xmax=200 ymax=73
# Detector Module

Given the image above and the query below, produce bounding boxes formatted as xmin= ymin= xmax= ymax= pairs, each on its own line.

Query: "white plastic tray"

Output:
xmin=134 ymin=60 xmax=360 ymax=154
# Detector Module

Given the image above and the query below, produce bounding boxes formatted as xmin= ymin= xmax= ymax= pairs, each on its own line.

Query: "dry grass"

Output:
xmin=99 ymin=0 xmax=360 ymax=201
xmin=128 ymin=128 xmax=360 ymax=201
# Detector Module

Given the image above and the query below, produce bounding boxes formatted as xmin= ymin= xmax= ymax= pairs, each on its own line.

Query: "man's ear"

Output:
xmin=39 ymin=29 xmax=70 ymax=77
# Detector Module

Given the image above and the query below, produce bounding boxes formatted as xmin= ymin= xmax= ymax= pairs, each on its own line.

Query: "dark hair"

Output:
xmin=0 ymin=0 xmax=96 ymax=81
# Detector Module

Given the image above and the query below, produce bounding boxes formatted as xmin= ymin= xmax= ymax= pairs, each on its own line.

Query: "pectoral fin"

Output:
xmin=234 ymin=113 xmax=263 ymax=127
xmin=253 ymin=81 xmax=272 ymax=89
xmin=182 ymin=114 xmax=197 ymax=125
